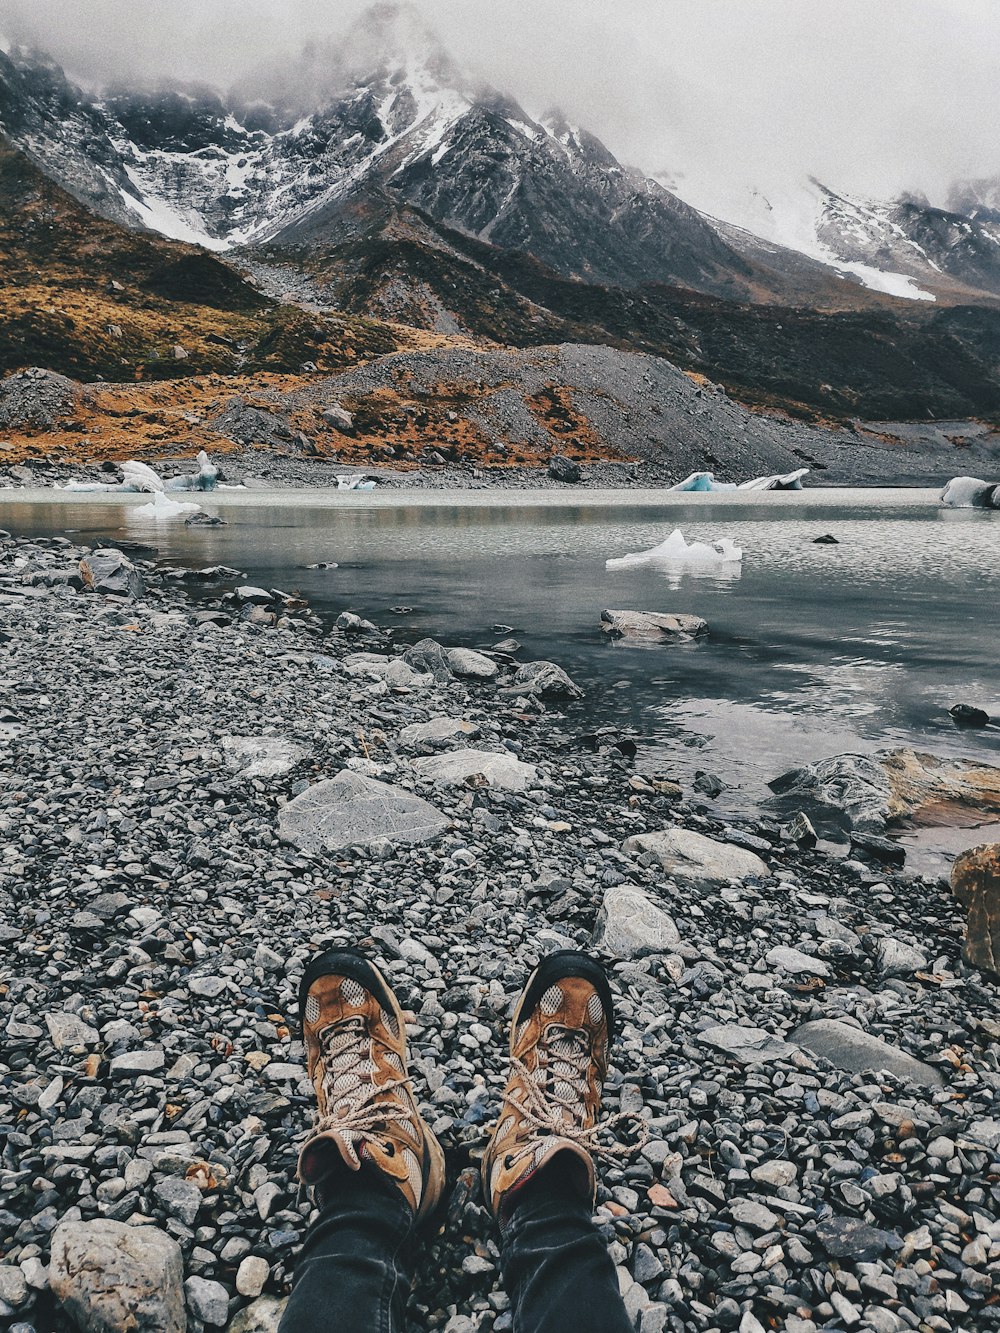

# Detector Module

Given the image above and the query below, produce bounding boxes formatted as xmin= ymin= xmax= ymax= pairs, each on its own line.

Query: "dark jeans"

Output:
xmin=279 ymin=1165 xmax=633 ymax=1333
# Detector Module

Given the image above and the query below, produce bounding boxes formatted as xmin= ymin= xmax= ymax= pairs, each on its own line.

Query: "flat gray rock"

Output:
xmin=699 ymin=1025 xmax=794 ymax=1063
xmin=601 ymin=609 xmax=709 ymax=642
xmin=446 ymin=647 xmax=499 ymax=679
xmin=877 ymin=937 xmax=929 ymax=976
xmin=45 ymin=1011 xmax=99 ymax=1049
xmin=278 ymin=771 xmax=448 ymax=853
xmin=222 ymin=735 xmax=308 ymax=779
xmin=791 ymin=1019 xmax=943 ymax=1087
xmin=398 ymin=716 xmax=481 ymax=746
xmin=49 ymin=1220 xmax=185 ymax=1333
xmin=412 ymin=748 xmax=538 ymax=791
xmin=766 ymin=944 xmax=831 ymax=977
xmin=622 ymin=827 xmax=768 ymax=885
xmin=592 ymin=885 xmax=681 ymax=959
xmin=229 ymin=1296 xmax=289 ymax=1333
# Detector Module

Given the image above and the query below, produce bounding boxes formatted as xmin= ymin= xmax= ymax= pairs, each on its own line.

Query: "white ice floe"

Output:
xmin=606 ymin=528 xmax=743 ymax=569
xmin=134 ymin=492 xmax=202 ymax=519
xmin=336 ymin=474 xmax=377 ymax=491
xmin=941 ymin=475 xmax=1000 ymax=508
xmin=668 ymin=468 xmax=808 ymax=493
xmin=60 ymin=454 xmax=223 ymax=496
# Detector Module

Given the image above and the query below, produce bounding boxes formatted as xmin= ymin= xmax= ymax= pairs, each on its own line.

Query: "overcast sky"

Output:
xmin=3 ymin=0 xmax=998 ymax=216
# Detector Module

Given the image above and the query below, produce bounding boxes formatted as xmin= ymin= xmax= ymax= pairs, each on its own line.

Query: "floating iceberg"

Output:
xmin=134 ymin=491 xmax=203 ymax=519
xmin=941 ymin=476 xmax=1000 ymax=508
xmin=606 ymin=528 xmax=743 ymax=569
xmin=668 ymin=467 xmax=808 ymax=493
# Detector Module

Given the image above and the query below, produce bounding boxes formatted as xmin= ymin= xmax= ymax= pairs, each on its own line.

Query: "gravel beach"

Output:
xmin=1 ymin=533 xmax=998 ymax=1333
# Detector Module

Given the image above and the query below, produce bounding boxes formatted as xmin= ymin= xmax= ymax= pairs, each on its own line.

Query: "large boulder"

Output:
xmin=548 ymin=454 xmax=582 ymax=483
xmin=49 ymin=1219 xmax=186 ymax=1333
xmin=592 ymin=885 xmax=680 ymax=959
xmin=78 ymin=549 xmax=145 ymax=599
xmin=770 ymin=748 xmax=1000 ymax=833
xmin=790 ymin=1019 xmax=943 ymax=1088
xmin=600 ymin=609 xmax=708 ymax=643
xmin=511 ymin=661 xmax=583 ymax=698
xmin=412 ymin=748 xmax=538 ymax=791
xmin=278 ymin=771 xmax=448 ymax=853
xmin=622 ymin=827 xmax=768 ymax=885
xmin=321 ymin=404 xmax=354 ymax=434
xmin=403 ymin=638 xmax=453 ymax=682
xmin=951 ymin=843 xmax=1000 ymax=976
xmin=445 ymin=647 xmax=499 ymax=679
xmin=342 ymin=653 xmax=430 ymax=689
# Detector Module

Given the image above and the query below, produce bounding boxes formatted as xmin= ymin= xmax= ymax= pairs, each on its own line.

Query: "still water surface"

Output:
xmin=4 ymin=487 xmax=997 ymax=855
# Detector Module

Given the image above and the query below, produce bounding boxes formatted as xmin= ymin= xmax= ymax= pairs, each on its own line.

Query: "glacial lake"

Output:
xmin=4 ymin=486 xmax=998 ymax=870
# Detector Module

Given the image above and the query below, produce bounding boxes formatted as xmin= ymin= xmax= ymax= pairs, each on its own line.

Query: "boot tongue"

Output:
xmin=299 ymin=1129 xmax=364 ymax=1184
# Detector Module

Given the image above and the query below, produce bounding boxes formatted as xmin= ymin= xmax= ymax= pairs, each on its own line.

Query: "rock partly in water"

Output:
xmin=950 ymin=703 xmax=990 ymax=728
xmin=770 ymin=747 xmax=1000 ymax=832
xmin=278 ymin=771 xmax=449 ymax=853
xmin=511 ymin=661 xmax=583 ymax=698
xmin=600 ymin=609 xmax=709 ymax=643
xmin=445 ymin=647 xmax=499 ymax=679
xmin=592 ymin=885 xmax=681 ymax=959
xmin=78 ymin=549 xmax=145 ymax=599
xmin=412 ymin=748 xmax=538 ymax=791
xmin=951 ymin=842 xmax=1000 ymax=977
xmin=622 ymin=827 xmax=768 ymax=885
xmin=49 ymin=1220 xmax=185 ymax=1333
xmin=791 ymin=1019 xmax=943 ymax=1088
xmin=222 ymin=735 xmax=308 ymax=779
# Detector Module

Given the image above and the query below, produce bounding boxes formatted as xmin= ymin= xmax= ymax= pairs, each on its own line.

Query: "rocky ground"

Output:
xmin=1 ymin=534 xmax=998 ymax=1333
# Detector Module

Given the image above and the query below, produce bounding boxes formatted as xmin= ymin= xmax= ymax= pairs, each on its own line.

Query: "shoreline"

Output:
xmin=1 ymin=532 xmax=998 ymax=1330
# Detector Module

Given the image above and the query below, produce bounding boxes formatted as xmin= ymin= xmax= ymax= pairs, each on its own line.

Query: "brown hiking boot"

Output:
xmin=296 ymin=947 xmax=445 ymax=1222
xmin=483 ymin=950 xmax=633 ymax=1222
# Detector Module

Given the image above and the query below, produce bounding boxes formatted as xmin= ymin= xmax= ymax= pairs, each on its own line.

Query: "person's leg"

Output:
xmin=499 ymin=1158 xmax=633 ymax=1333
xmin=279 ymin=947 xmax=445 ymax=1333
xmin=482 ymin=950 xmax=635 ymax=1333
xmin=279 ymin=1166 xmax=415 ymax=1333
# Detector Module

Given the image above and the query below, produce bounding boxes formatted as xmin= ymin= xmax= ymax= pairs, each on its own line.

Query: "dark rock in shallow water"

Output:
xmin=849 ymin=830 xmax=906 ymax=866
xmin=813 ymin=533 xmax=840 ymax=544
xmin=511 ymin=660 xmax=582 ymax=698
xmin=951 ymin=842 xmax=1000 ymax=976
xmin=950 ymin=703 xmax=990 ymax=728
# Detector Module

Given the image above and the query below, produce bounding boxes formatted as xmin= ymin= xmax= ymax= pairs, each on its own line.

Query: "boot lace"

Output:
xmin=510 ymin=1024 xmax=648 ymax=1164
xmin=310 ymin=1018 xmax=413 ymax=1150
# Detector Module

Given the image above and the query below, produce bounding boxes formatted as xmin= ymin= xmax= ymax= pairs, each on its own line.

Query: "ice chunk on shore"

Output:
xmin=337 ymin=474 xmax=377 ymax=491
xmin=606 ymin=528 xmax=743 ymax=569
xmin=941 ymin=475 xmax=999 ymax=507
xmin=738 ymin=467 xmax=809 ymax=491
xmin=166 ymin=450 xmax=218 ymax=493
xmin=63 ymin=460 xmax=166 ymax=493
xmin=668 ymin=468 xmax=808 ymax=493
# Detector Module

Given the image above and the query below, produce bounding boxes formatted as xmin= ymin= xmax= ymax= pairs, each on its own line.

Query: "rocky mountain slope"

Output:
xmin=0 ymin=6 xmax=759 ymax=300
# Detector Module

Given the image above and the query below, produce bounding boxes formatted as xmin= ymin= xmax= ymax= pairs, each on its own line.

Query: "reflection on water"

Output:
xmin=4 ymin=486 xmax=999 ymax=860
